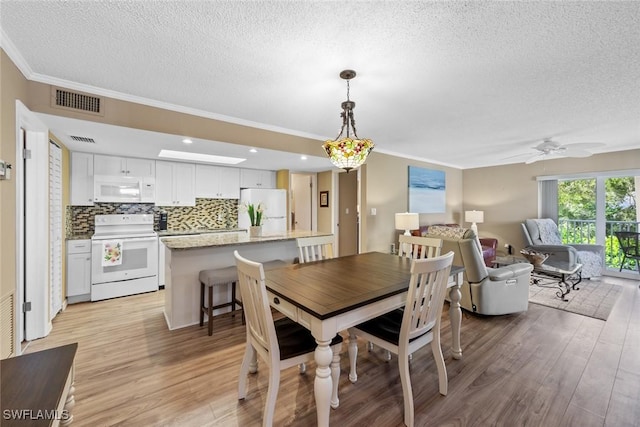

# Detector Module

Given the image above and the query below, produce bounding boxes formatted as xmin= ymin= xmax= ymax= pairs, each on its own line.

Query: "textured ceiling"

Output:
xmin=1 ymin=1 xmax=639 ymax=169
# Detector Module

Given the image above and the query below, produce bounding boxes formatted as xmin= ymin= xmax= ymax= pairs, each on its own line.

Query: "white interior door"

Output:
xmin=16 ymin=101 xmax=51 ymax=344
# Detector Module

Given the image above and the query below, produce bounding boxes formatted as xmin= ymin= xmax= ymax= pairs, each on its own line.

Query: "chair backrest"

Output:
xmin=615 ymin=231 xmax=640 ymax=257
xmin=523 ymin=219 xmax=562 ymax=245
xmin=296 ymin=235 xmax=334 ymax=263
xmin=400 ymin=251 xmax=454 ymax=342
xmin=398 ymin=235 xmax=442 ymax=259
xmin=234 ymin=251 xmax=279 ymax=361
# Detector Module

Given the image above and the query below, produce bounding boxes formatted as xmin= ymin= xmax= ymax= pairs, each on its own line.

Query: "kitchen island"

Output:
xmin=162 ymin=230 xmax=331 ymax=330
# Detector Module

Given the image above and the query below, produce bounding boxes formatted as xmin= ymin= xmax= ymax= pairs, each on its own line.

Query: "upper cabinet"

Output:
xmin=195 ymin=165 xmax=240 ymax=199
xmin=155 ymin=161 xmax=195 ymax=206
xmin=240 ymin=168 xmax=276 ymax=189
xmin=94 ymin=155 xmax=155 ymax=178
xmin=70 ymin=152 xmax=94 ymax=206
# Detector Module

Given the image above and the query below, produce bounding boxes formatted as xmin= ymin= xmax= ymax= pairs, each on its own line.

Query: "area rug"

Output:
xmin=528 ymin=278 xmax=622 ymax=321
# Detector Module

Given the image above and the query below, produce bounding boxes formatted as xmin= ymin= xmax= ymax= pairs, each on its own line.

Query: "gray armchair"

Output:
xmin=426 ymin=226 xmax=533 ymax=315
xmin=521 ymin=219 xmax=604 ymax=278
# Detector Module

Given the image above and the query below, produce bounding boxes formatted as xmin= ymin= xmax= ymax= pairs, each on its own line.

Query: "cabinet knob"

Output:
xmin=273 ymin=297 xmax=280 ymax=305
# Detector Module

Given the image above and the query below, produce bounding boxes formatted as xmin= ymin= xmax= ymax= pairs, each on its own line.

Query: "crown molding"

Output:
xmin=0 ymin=28 xmax=34 ymax=79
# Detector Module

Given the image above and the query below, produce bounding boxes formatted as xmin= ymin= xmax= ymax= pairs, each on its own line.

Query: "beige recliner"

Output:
xmin=426 ymin=226 xmax=533 ymax=315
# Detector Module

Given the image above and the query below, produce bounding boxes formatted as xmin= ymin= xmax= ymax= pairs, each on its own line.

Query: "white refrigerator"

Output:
xmin=239 ymin=189 xmax=288 ymax=233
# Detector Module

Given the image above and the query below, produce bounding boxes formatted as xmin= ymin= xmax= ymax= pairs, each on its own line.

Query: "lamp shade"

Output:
xmin=465 ymin=210 xmax=484 ymax=224
xmin=395 ymin=212 xmax=419 ymax=231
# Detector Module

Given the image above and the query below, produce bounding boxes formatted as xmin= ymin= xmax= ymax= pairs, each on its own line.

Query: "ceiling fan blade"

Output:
xmin=562 ymin=142 xmax=605 ymax=150
xmin=562 ymin=148 xmax=593 ymax=158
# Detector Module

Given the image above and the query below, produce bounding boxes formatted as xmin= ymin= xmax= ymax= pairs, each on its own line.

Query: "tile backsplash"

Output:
xmin=66 ymin=198 xmax=239 ymax=237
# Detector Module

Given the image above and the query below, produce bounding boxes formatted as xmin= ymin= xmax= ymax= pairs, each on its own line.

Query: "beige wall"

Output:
xmin=1 ymin=50 xmax=29 ymax=357
xmin=26 ymin=81 xmax=326 ymax=159
xmin=363 ymin=152 xmax=464 ymax=253
xmin=1 ymin=50 xmax=29 ymax=298
xmin=316 ymin=171 xmax=333 ymax=233
xmin=463 ymin=149 xmax=640 ymax=256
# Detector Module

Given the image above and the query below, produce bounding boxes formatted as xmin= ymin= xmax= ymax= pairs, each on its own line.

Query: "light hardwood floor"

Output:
xmin=25 ymin=276 xmax=640 ymax=426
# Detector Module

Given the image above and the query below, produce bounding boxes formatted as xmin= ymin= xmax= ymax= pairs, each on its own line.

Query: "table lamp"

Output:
xmin=395 ymin=212 xmax=419 ymax=255
xmin=395 ymin=212 xmax=419 ymax=236
xmin=465 ymin=210 xmax=484 ymax=234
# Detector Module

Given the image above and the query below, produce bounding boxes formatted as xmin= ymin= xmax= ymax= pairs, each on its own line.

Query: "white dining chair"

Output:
xmin=398 ymin=234 xmax=442 ymax=259
xmin=347 ymin=251 xmax=454 ymax=427
xmin=296 ymin=235 xmax=335 ymax=263
xmin=365 ymin=235 xmax=443 ymax=360
xmin=234 ymin=250 xmax=343 ymax=427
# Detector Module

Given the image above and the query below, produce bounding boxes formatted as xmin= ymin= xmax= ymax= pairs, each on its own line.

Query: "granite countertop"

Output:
xmin=162 ymin=230 xmax=332 ymax=250
xmin=157 ymin=228 xmax=245 ymax=237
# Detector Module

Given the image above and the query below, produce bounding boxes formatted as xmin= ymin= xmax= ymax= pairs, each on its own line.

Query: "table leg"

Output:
xmin=314 ymin=339 xmax=334 ymax=427
xmin=448 ymin=276 xmax=462 ymax=360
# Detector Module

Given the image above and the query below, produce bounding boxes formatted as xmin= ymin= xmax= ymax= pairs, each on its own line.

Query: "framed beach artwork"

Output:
xmin=408 ymin=166 xmax=446 ymax=213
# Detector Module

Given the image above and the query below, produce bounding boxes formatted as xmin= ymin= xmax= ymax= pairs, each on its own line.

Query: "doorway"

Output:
xmin=291 ymin=173 xmax=316 ymax=231
xmin=338 ymin=171 xmax=358 ymax=256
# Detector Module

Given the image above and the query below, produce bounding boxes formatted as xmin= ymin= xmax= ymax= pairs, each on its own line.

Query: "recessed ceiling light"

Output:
xmin=182 ymin=138 xmax=193 ymax=144
xmin=249 ymin=148 xmax=258 ymax=153
xmin=158 ymin=149 xmax=246 ymax=165
xmin=301 ymin=155 xmax=308 ymax=160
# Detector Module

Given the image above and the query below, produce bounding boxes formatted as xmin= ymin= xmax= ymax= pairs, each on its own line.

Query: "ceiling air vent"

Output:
xmin=51 ymin=87 xmax=104 ymax=116
xmin=69 ymin=135 xmax=96 ymax=144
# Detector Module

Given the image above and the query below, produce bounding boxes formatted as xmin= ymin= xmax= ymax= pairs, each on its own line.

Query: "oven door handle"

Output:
xmin=93 ymin=236 xmax=158 ymax=244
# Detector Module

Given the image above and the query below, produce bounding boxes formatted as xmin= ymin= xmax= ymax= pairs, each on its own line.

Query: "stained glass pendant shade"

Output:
xmin=322 ymin=70 xmax=374 ymax=173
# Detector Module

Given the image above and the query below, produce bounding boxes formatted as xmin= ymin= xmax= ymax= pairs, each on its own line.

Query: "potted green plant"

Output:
xmin=244 ymin=202 xmax=264 ymax=237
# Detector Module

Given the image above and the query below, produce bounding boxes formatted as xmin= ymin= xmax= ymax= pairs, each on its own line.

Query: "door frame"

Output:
xmin=15 ymin=101 xmax=51 ymax=346
xmin=335 ymin=168 xmax=362 ymax=257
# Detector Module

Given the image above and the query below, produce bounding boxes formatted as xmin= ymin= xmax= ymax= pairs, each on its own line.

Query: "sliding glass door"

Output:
xmin=557 ymin=174 xmax=638 ymax=278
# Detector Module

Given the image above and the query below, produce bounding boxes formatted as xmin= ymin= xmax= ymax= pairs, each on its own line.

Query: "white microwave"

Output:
xmin=94 ymin=175 xmax=155 ymax=203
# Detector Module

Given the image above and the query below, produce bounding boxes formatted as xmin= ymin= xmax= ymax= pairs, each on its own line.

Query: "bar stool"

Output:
xmin=199 ymin=260 xmax=289 ymax=336
xmin=199 ymin=266 xmax=241 ymax=336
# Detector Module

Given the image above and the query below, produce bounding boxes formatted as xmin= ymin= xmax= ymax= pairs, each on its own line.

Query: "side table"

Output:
xmin=1 ymin=343 xmax=78 ymax=426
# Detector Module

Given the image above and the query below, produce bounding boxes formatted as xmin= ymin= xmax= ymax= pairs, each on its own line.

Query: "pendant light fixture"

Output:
xmin=322 ymin=69 xmax=374 ymax=172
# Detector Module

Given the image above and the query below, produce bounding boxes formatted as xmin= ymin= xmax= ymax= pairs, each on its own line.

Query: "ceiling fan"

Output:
xmin=510 ymin=138 xmax=605 ymax=164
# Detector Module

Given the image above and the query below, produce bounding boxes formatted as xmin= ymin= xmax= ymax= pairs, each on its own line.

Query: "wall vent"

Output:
xmin=1 ymin=292 xmax=15 ymax=359
xmin=69 ymin=135 xmax=96 ymax=144
xmin=51 ymin=87 xmax=104 ymax=116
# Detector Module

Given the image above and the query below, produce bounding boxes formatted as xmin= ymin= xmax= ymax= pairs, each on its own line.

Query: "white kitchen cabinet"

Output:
xmin=66 ymin=239 xmax=91 ymax=303
xmin=155 ymin=161 xmax=195 ymax=206
xmin=70 ymin=152 xmax=94 ymax=206
xmin=240 ymin=168 xmax=276 ymax=189
xmin=195 ymin=164 xmax=240 ymax=199
xmin=94 ymin=154 xmax=155 ymax=178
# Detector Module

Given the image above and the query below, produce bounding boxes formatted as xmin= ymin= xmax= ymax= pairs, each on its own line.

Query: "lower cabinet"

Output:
xmin=67 ymin=239 xmax=92 ymax=303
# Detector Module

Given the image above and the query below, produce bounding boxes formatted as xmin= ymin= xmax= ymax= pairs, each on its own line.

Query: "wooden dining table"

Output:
xmin=264 ymin=251 xmax=464 ymax=426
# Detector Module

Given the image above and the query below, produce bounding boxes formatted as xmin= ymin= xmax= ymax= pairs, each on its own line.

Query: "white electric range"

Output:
xmin=91 ymin=214 xmax=158 ymax=301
